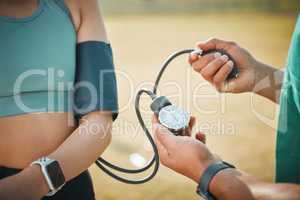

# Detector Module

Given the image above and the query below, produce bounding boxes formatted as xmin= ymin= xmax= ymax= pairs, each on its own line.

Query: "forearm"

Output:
xmin=49 ymin=112 xmax=112 ymax=181
xmin=208 ymin=169 xmax=255 ymax=200
xmin=209 ymin=168 xmax=300 ymax=200
xmin=253 ymin=61 xmax=284 ymax=104
xmin=241 ymin=172 xmax=300 ymax=200
xmin=249 ymin=182 xmax=300 ymax=200
xmin=0 ymin=165 xmax=49 ymax=200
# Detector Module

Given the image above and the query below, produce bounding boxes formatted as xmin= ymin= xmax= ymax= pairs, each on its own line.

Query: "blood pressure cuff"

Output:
xmin=74 ymin=41 xmax=119 ymax=121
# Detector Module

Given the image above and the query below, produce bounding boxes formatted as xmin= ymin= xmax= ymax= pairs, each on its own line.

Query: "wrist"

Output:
xmin=190 ymin=157 xmax=221 ymax=183
xmin=252 ymin=61 xmax=278 ymax=95
xmin=196 ymin=161 xmax=239 ymax=200
xmin=246 ymin=60 xmax=264 ymax=93
xmin=22 ymin=165 xmax=50 ymax=197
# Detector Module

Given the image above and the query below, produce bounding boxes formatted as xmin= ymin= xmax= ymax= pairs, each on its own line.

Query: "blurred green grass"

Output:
xmin=90 ymin=12 xmax=298 ymax=199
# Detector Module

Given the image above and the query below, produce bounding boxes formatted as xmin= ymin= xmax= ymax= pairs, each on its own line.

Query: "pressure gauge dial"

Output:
xmin=158 ymin=105 xmax=190 ymax=135
xmin=150 ymin=96 xmax=191 ymax=136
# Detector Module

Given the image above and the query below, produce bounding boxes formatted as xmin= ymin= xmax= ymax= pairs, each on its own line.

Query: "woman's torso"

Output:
xmin=0 ymin=0 xmax=80 ymax=169
xmin=0 ymin=113 xmax=76 ymax=168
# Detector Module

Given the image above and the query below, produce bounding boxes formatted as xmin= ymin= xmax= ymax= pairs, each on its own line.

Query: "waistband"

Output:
xmin=0 ymin=91 xmax=73 ymax=117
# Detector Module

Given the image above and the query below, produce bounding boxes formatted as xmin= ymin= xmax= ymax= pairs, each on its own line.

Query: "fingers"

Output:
xmin=154 ymin=130 xmax=172 ymax=166
xmin=197 ymin=38 xmax=235 ymax=52
xmin=190 ymin=37 xmax=235 ymax=70
xmin=195 ymin=132 xmax=206 ymax=144
xmin=197 ymin=40 xmax=216 ymax=51
xmin=153 ymin=122 xmax=176 ymax=149
xmin=190 ymin=47 xmax=235 ymax=92
xmin=200 ymin=53 xmax=229 ymax=82
xmin=155 ymin=136 xmax=169 ymax=160
xmin=152 ymin=115 xmax=175 ymax=162
xmin=183 ymin=116 xmax=196 ymax=137
xmin=187 ymin=116 xmax=196 ymax=136
xmin=188 ymin=52 xmax=200 ymax=65
xmin=212 ymin=60 xmax=234 ymax=92
xmin=152 ymin=115 xmax=159 ymax=124
xmin=189 ymin=116 xmax=196 ymax=129
xmin=191 ymin=53 xmax=215 ymax=72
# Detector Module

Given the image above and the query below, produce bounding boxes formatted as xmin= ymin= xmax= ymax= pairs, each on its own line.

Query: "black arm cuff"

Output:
xmin=74 ymin=41 xmax=119 ymax=121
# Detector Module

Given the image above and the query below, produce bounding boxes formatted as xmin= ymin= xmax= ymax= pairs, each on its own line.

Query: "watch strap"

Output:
xmin=30 ymin=157 xmax=64 ymax=196
xmin=197 ymin=161 xmax=235 ymax=200
xmin=31 ymin=157 xmax=55 ymax=191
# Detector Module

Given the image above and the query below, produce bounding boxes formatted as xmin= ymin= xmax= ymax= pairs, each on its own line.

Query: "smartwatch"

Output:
xmin=31 ymin=157 xmax=66 ymax=196
xmin=196 ymin=161 xmax=235 ymax=200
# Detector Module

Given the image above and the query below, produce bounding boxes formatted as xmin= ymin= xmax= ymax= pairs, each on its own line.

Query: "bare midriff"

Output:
xmin=0 ymin=113 xmax=76 ymax=169
xmin=0 ymin=1 xmax=80 ymax=169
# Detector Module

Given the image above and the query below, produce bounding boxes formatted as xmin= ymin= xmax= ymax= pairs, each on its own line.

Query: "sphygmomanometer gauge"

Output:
xmin=158 ymin=105 xmax=190 ymax=135
xmin=150 ymin=96 xmax=191 ymax=136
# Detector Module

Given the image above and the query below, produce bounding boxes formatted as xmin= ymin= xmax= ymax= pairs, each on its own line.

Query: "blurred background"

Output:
xmin=101 ymin=0 xmax=299 ymax=13
xmin=90 ymin=1 xmax=300 ymax=199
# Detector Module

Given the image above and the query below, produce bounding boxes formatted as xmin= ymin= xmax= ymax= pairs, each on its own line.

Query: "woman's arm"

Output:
xmin=49 ymin=112 xmax=112 ymax=181
xmin=49 ymin=0 xmax=113 ymax=183
xmin=0 ymin=1 xmax=114 ymax=199
xmin=0 ymin=165 xmax=49 ymax=200
xmin=75 ymin=0 xmax=109 ymax=43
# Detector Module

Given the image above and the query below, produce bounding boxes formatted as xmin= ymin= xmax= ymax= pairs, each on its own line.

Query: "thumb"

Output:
xmin=153 ymin=122 xmax=176 ymax=149
xmin=196 ymin=40 xmax=216 ymax=52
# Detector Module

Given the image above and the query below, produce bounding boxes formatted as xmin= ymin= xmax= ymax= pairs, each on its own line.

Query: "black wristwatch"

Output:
xmin=196 ymin=161 xmax=235 ymax=200
xmin=31 ymin=157 xmax=66 ymax=196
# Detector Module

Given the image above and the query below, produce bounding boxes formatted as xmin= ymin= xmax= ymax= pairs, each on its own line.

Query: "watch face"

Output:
xmin=158 ymin=105 xmax=190 ymax=131
xmin=46 ymin=161 xmax=65 ymax=189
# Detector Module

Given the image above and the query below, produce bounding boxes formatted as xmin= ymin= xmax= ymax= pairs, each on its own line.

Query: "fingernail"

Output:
xmin=214 ymin=52 xmax=221 ymax=58
xmin=221 ymin=55 xmax=228 ymax=61
xmin=227 ymin=60 xmax=234 ymax=68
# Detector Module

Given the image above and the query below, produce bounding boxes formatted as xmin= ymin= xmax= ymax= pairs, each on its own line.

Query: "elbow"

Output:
xmin=100 ymin=126 xmax=112 ymax=149
xmin=80 ymin=111 xmax=113 ymax=149
xmin=97 ymin=121 xmax=112 ymax=152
